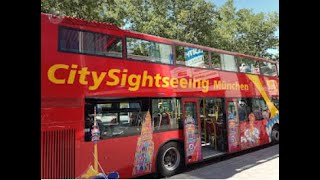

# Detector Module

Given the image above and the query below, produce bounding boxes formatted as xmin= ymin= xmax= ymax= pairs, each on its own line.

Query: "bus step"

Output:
xmin=201 ymin=142 xmax=211 ymax=146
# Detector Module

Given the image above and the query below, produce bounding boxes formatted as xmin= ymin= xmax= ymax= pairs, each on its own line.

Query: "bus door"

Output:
xmin=225 ymin=98 xmax=241 ymax=153
xmin=182 ymin=98 xmax=202 ymax=164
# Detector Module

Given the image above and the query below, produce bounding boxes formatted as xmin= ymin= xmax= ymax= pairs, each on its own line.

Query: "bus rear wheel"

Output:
xmin=271 ymin=125 xmax=279 ymax=143
xmin=157 ymin=142 xmax=183 ymax=177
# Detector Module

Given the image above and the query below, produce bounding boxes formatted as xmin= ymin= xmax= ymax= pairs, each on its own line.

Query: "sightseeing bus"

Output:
xmin=41 ymin=13 xmax=279 ymax=179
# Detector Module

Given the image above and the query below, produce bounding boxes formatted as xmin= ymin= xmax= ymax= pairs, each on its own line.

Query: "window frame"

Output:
xmin=58 ymin=26 xmax=124 ymax=59
xmin=125 ymin=36 xmax=174 ymax=65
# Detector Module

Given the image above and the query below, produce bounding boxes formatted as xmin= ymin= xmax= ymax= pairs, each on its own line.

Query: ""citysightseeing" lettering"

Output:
xmin=47 ymin=64 xmax=249 ymax=92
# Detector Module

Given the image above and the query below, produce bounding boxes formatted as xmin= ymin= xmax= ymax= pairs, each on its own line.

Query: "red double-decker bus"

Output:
xmin=41 ymin=13 xmax=279 ymax=179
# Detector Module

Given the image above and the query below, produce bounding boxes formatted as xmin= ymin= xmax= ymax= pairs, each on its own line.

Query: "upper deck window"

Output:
xmin=211 ymin=52 xmax=222 ymax=70
xmin=237 ymin=57 xmax=260 ymax=75
xmin=175 ymin=45 xmax=210 ymax=68
xmin=126 ymin=37 xmax=173 ymax=64
xmin=59 ymin=26 xmax=123 ymax=58
xmin=259 ymin=61 xmax=278 ymax=76
xmin=220 ymin=54 xmax=238 ymax=72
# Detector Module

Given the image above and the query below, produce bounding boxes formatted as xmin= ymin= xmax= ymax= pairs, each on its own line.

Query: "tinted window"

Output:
xmin=237 ymin=57 xmax=260 ymax=75
xmin=260 ymin=61 xmax=278 ymax=76
xmin=221 ymin=54 xmax=238 ymax=72
xmin=59 ymin=26 xmax=122 ymax=58
xmin=126 ymin=37 xmax=173 ymax=64
xmin=175 ymin=45 xmax=209 ymax=68
xmin=151 ymin=98 xmax=182 ymax=131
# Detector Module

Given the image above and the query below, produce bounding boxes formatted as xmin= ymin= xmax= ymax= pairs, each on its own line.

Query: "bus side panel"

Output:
xmin=239 ymin=119 xmax=270 ymax=150
xmin=75 ymin=130 xmax=183 ymax=179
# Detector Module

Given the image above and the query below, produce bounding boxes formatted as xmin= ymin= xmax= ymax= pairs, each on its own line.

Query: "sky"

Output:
xmin=210 ymin=0 xmax=279 ymax=55
xmin=210 ymin=0 xmax=279 ymax=14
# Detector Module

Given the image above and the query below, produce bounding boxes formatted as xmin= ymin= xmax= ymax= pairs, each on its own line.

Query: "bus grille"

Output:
xmin=41 ymin=129 xmax=75 ymax=179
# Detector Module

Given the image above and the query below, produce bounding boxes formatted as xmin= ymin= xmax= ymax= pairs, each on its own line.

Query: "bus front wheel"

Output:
xmin=157 ymin=142 xmax=184 ymax=177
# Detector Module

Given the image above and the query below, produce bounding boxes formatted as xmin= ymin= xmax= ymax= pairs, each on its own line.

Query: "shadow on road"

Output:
xmin=138 ymin=143 xmax=278 ymax=179
xmin=170 ymin=143 xmax=279 ymax=179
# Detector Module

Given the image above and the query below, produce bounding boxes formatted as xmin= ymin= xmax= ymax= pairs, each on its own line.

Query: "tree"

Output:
xmin=41 ymin=0 xmax=127 ymax=26
xmin=212 ymin=0 xmax=279 ymax=59
xmin=121 ymin=0 xmax=216 ymax=46
xmin=41 ymin=0 xmax=279 ymax=60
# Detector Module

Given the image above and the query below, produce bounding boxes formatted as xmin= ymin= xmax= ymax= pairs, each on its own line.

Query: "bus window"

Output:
xmin=126 ymin=37 xmax=173 ymax=64
xmin=59 ymin=26 xmax=123 ymax=58
xmin=84 ymin=98 xmax=150 ymax=140
xmin=220 ymin=54 xmax=238 ymax=72
xmin=250 ymin=98 xmax=264 ymax=120
xmin=237 ymin=98 xmax=251 ymax=122
xmin=259 ymin=61 xmax=278 ymax=76
xmin=200 ymin=98 xmax=224 ymax=122
xmin=175 ymin=45 xmax=209 ymax=68
xmin=151 ymin=98 xmax=182 ymax=130
xmin=237 ymin=57 xmax=260 ymax=75
xmin=211 ymin=52 xmax=221 ymax=70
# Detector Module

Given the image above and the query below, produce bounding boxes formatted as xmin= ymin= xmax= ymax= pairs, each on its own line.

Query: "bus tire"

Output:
xmin=157 ymin=141 xmax=184 ymax=177
xmin=271 ymin=125 xmax=279 ymax=143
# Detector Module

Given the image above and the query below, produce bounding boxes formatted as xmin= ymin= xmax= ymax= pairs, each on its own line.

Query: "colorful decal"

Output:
xmin=184 ymin=115 xmax=202 ymax=163
xmin=240 ymin=113 xmax=260 ymax=149
xmin=79 ymin=107 xmax=119 ymax=179
xmin=266 ymin=113 xmax=279 ymax=142
xmin=80 ymin=163 xmax=119 ymax=179
xmin=266 ymin=80 xmax=279 ymax=95
xmin=246 ymin=74 xmax=279 ymax=142
xmin=240 ymin=116 xmax=270 ymax=149
xmin=227 ymin=119 xmax=239 ymax=152
xmin=91 ymin=125 xmax=100 ymax=143
xmin=132 ymin=111 xmax=154 ymax=176
xmin=184 ymin=47 xmax=205 ymax=67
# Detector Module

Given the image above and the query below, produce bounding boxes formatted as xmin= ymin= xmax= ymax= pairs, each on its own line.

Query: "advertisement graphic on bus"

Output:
xmin=41 ymin=13 xmax=279 ymax=179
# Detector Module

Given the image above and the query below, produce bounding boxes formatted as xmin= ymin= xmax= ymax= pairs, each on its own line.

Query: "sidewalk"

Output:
xmin=169 ymin=144 xmax=279 ymax=179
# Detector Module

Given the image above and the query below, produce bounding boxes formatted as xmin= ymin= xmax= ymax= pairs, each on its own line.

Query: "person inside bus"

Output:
xmin=253 ymin=105 xmax=263 ymax=120
xmin=262 ymin=107 xmax=270 ymax=120
xmin=253 ymin=62 xmax=260 ymax=74
xmin=239 ymin=63 xmax=250 ymax=73
xmin=238 ymin=101 xmax=247 ymax=121
xmin=161 ymin=112 xmax=171 ymax=126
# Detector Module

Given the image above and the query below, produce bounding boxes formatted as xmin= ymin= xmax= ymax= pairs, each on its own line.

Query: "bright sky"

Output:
xmin=211 ymin=0 xmax=279 ymax=13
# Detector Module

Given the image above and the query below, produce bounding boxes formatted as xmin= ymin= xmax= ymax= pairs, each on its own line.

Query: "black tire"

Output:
xmin=157 ymin=142 xmax=184 ymax=177
xmin=271 ymin=125 xmax=279 ymax=143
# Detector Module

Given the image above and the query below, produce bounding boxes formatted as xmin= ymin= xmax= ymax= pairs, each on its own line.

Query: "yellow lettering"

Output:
xmin=128 ymin=74 xmax=141 ymax=91
xmin=141 ymin=70 xmax=153 ymax=87
xmin=89 ymin=72 xmax=106 ymax=90
xmin=240 ymin=84 xmax=245 ymax=90
xmin=154 ymin=74 xmax=162 ymax=88
xmin=180 ymin=78 xmax=188 ymax=88
xmin=121 ymin=69 xmax=128 ymax=86
xmin=202 ymin=80 xmax=209 ymax=93
xmin=67 ymin=64 xmax=78 ymax=84
xmin=245 ymin=84 xmax=249 ymax=90
xmin=170 ymin=78 xmax=178 ymax=88
xmin=78 ymin=67 xmax=90 ymax=85
xmin=162 ymin=77 xmax=169 ymax=87
xmin=106 ymin=69 xmax=120 ymax=86
xmin=213 ymin=80 xmax=221 ymax=89
xmin=48 ymin=64 xmax=69 ymax=84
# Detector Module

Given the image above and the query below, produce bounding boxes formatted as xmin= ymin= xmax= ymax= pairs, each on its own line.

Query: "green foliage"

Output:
xmin=41 ymin=0 xmax=279 ymax=60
